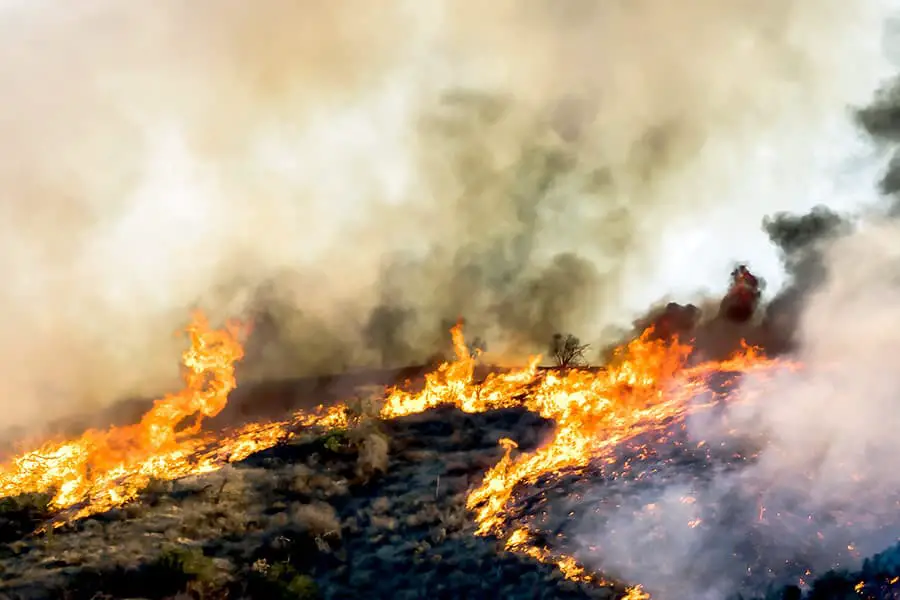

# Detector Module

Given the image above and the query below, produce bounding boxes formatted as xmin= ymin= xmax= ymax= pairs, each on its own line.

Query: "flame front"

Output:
xmin=0 ymin=316 xmax=788 ymax=598
xmin=467 ymin=332 xmax=783 ymax=540
xmin=381 ymin=325 xmax=786 ymax=598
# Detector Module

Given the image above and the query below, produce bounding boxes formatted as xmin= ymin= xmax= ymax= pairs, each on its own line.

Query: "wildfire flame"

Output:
xmin=0 ymin=315 xmax=789 ymax=599
xmin=0 ymin=312 xmax=254 ymax=521
xmin=382 ymin=324 xmax=786 ymax=597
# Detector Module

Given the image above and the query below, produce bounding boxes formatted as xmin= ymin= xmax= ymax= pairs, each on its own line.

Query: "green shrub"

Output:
xmin=320 ymin=428 xmax=350 ymax=453
xmin=144 ymin=545 xmax=218 ymax=593
xmin=248 ymin=560 xmax=319 ymax=600
xmin=64 ymin=545 xmax=224 ymax=599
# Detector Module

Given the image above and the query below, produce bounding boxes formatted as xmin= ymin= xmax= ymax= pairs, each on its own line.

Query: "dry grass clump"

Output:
xmin=172 ymin=467 xmax=267 ymax=540
xmin=292 ymin=501 xmax=341 ymax=540
xmin=308 ymin=392 xmax=392 ymax=486
xmin=288 ymin=464 xmax=349 ymax=499
xmin=354 ymin=430 xmax=390 ymax=482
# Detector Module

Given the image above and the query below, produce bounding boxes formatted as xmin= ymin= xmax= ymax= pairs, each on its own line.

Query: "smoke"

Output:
xmin=562 ymin=83 xmax=900 ymax=600
xmin=567 ymin=219 xmax=900 ymax=599
xmin=374 ymin=0 xmax=897 ymax=363
xmin=740 ymin=221 xmax=900 ymax=517
xmin=553 ymin=7 xmax=900 ymax=595
xmin=0 ymin=0 xmax=896 ymax=434
xmin=731 ymin=220 xmax=900 ymax=563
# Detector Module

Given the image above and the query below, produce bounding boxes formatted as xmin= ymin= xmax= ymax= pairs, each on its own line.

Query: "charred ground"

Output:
xmin=0 ymin=400 xmax=610 ymax=600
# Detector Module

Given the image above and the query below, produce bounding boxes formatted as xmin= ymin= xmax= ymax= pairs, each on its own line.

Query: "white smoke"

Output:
xmin=572 ymin=220 xmax=900 ymax=599
xmin=0 ymin=0 xmax=896 ymax=437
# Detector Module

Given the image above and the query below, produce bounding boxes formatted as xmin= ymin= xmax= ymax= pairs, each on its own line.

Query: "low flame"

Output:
xmin=0 ymin=316 xmax=789 ymax=598
xmin=381 ymin=325 xmax=785 ymax=598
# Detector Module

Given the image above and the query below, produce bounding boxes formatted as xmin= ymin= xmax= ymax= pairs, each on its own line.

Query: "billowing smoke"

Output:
xmin=0 ymin=0 xmax=895 ymax=435
xmin=562 ymin=37 xmax=900 ymax=600
xmin=567 ymin=216 xmax=900 ymax=599
xmin=739 ymin=219 xmax=900 ymax=546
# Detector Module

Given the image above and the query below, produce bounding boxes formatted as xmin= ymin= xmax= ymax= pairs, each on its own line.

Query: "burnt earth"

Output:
xmin=0 ymin=407 xmax=613 ymax=600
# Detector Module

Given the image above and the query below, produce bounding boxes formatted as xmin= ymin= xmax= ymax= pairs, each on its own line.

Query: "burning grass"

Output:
xmin=0 ymin=309 xmax=891 ymax=599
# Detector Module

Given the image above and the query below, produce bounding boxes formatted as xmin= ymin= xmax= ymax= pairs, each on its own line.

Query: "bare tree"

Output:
xmin=550 ymin=333 xmax=590 ymax=368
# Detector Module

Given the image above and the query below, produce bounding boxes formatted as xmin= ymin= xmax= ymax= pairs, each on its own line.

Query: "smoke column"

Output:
xmin=0 ymin=0 xmax=895 ymax=434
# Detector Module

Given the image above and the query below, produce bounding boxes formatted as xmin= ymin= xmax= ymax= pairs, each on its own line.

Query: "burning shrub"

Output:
xmin=311 ymin=398 xmax=391 ymax=484
xmin=549 ymin=333 xmax=590 ymax=368
xmin=345 ymin=393 xmax=383 ymax=425
xmin=720 ymin=264 xmax=762 ymax=323
xmin=315 ymin=394 xmax=386 ymax=456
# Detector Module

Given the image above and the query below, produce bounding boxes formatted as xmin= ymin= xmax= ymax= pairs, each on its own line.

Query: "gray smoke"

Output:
xmin=0 ymin=0 xmax=895 ymax=435
xmin=573 ymin=219 xmax=900 ymax=599
xmin=568 ymin=105 xmax=900 ymax=600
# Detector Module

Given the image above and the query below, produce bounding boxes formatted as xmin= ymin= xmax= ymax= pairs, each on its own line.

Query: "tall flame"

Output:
xmin=0 ymin=311 xmax=248 ymax=520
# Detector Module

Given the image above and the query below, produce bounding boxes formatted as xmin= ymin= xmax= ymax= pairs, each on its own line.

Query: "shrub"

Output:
xmin=292 ymin=502 xmax=341 ymax=539
xmin=248 ymin=560 xmax=319 ymax=600
xmin=65 ymin=545 xmax=224 ymax=599
xmin=143 ymin=545 xmax=219 ymax=594
xmin=0 ymin=491 xmax=53 ymax=543
xmin=319 ymin=428 xmax=351 ymax=454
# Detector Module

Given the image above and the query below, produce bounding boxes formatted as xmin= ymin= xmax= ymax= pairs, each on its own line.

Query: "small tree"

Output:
xmin=550 ymin=333 xmax=590 ymax=368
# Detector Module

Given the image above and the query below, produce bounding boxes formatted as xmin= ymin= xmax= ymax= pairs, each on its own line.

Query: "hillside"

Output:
xmin=2 ymin=309 xmax=900 ymax=599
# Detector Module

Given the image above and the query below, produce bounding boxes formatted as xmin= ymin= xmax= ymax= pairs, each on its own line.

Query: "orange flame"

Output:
xmin=380 ymin=322 xmax=541 ymax=418
xmin=381 ymin=325 xmax=786 ymax=598
xmin=0 ymin=316 xmax=789 ymax=599
xmin=0 ymin=311 xmax=250 ymax=520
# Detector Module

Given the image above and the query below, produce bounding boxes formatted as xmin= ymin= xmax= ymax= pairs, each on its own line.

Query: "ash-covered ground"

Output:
xmin=3 ymin=373 xmax=900 ymax=600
